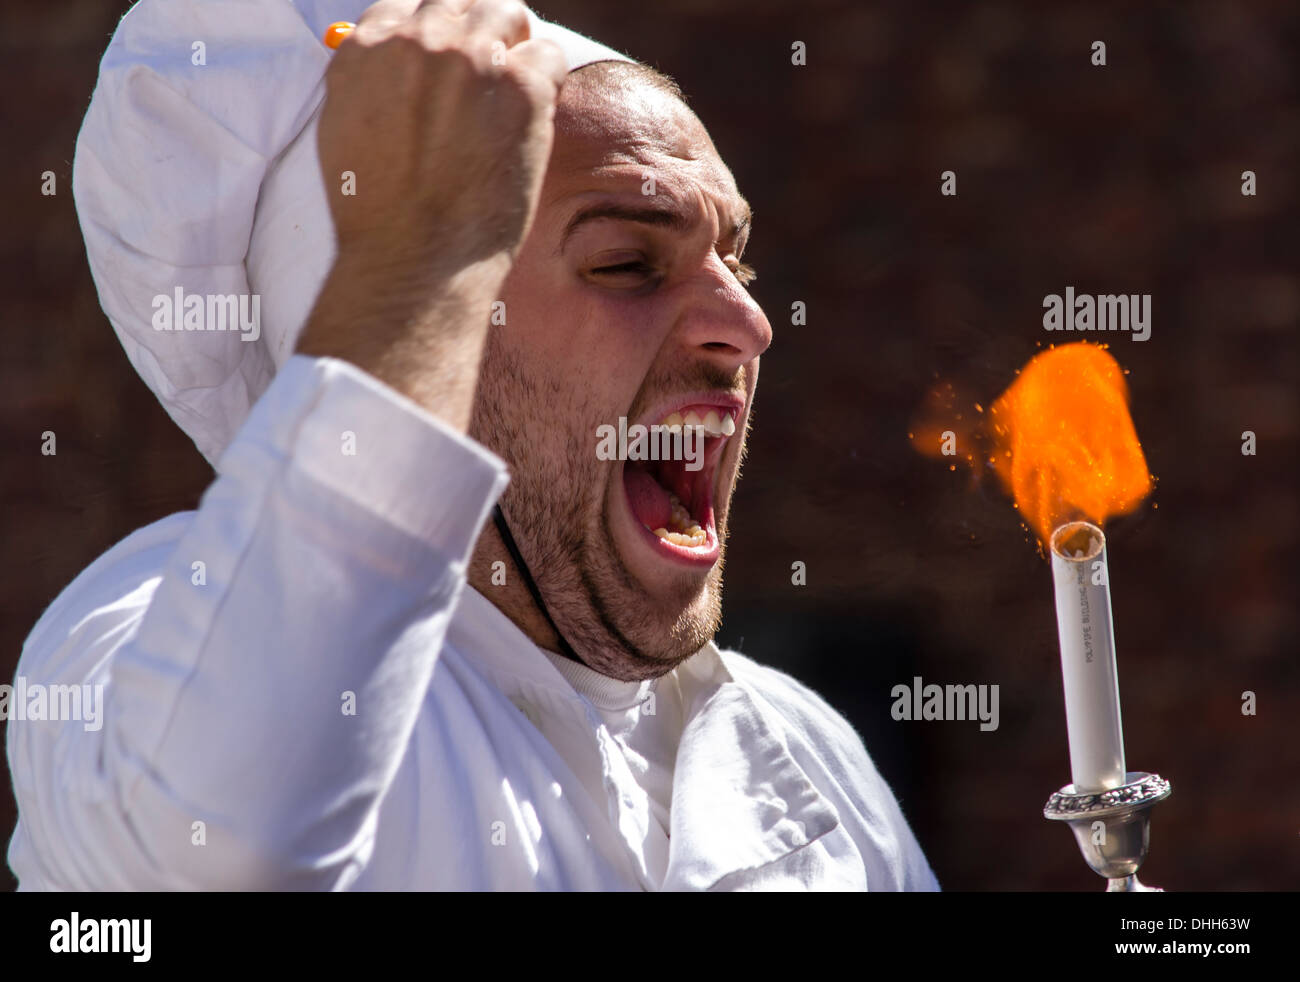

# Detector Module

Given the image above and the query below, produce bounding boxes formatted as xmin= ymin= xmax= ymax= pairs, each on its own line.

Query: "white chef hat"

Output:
xmin=74 ymin=0 xmax=632 ymax=466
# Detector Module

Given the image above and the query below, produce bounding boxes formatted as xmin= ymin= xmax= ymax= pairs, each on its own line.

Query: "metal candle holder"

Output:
xmin=1043 ymin=771 xmax=1171 ymax=891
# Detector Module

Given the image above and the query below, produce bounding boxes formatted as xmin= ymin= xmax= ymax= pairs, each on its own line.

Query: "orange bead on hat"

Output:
xmin=323 ymin=21 xmax=355 ymax=49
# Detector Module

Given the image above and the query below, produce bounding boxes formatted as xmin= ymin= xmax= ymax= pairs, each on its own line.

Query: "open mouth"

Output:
xmin=621 ymin=405 xmax=739 ymax=566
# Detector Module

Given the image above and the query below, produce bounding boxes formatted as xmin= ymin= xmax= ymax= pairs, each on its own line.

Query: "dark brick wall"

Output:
xmin=2 ymin=0 xmax=1296 ymax=890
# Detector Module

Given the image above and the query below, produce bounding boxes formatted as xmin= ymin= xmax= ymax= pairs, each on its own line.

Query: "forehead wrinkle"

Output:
xmin=557 ymin=201 xmax=692 ymax=253
xmin=559 ymin=129 xmax=710 ymax=185
xmin=545 ymin=83 xmax=749 ymax=252
xmin=549 ymin=150 xmax=743 ymax=222
xmin=547 ymin=181 xmax=750 ymax=261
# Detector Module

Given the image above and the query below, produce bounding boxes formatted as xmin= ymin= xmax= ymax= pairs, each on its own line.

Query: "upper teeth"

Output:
xmin=659 ymin=408 xmax=736 ymax=438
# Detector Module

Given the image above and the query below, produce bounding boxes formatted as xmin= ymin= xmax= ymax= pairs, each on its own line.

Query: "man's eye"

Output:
xmin=591 ymin=261 xmax=656 ymax=277
xmin=589 ymin=259 xmax=756 ymax=285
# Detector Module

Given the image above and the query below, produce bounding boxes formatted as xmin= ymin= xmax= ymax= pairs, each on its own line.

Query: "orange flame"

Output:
xmin=989 ymin=343 xmax=1152 ymax=546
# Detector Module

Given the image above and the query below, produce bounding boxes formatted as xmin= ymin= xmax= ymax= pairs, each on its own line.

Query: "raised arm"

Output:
xmin=7 ymin=0 xmax=563 ymax=890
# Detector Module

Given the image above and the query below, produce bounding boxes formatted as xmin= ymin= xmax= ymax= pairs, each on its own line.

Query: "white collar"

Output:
xmin=448 ymin=585 xmax=843 ymax=889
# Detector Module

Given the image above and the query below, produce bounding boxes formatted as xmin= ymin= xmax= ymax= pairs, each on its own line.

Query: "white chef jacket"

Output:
xmin=5 ymin=355 xmax=940 ymax=891
xmin=533 ymin=643 xmax=685 ymax=888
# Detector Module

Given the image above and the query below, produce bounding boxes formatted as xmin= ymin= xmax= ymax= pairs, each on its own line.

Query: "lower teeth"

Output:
xmin=655 ymin=528 xmax=706 ymax=547
xmin=650 ymin=493 xmax=707 ymax=547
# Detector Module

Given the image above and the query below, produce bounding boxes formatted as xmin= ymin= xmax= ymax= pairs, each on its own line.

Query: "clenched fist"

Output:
xmin=298 ymin=0 xmax=568 ymax=430
xmin=319 ymin=0 xmax=567 ymax=270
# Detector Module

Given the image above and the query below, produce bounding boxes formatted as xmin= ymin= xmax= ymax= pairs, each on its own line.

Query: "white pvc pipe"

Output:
xmin=1050 ymin=521 xmax=1127 ymax=793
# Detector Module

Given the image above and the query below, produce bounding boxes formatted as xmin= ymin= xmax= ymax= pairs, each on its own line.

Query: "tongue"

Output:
xmin=625 ymin=466 xmax=672 ymax=530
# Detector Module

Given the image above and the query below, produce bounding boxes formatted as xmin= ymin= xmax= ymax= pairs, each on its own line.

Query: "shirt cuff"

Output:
xmin=219 ymin=354 xmax=510 ymax=559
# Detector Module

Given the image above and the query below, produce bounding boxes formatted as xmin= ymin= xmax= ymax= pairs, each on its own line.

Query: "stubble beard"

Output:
xmin=469 ymin=333 xmax=727 ymax=682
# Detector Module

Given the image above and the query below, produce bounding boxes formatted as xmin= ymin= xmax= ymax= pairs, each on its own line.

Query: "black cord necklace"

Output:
xmin=492 ymin=504 xmax=582 ymax=664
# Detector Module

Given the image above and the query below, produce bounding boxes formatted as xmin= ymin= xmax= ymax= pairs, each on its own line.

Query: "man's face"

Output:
xmin=469 ymin=66 xmax=771 ymax=681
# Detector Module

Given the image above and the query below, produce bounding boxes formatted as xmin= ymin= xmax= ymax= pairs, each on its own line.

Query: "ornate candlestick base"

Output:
xmin=1043 ymin=771 xmax=1171 ymax=892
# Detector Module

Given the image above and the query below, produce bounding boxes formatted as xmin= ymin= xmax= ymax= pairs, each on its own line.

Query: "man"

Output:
xmin=6 ymin=0 xmax=939 ymax=890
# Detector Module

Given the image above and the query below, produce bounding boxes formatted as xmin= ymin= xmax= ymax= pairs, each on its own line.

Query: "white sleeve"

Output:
xmin=5 ymin=355 xmax=509 ymax=890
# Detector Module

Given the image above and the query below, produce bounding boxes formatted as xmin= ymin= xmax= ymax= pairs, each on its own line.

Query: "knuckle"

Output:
xmin=498 ymin=0 xmax=530 ymax=33
xmin=469 ymin=39 xmax=508 ymax=73
xmin=347 ymin=21 xmax=391 ymax=49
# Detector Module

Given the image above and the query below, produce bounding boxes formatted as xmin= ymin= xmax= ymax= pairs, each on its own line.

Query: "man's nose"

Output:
xmin=674 ymin=252 xmax=772 ymax=368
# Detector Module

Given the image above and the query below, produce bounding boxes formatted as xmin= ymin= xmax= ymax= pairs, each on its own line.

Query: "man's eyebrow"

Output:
xmin=558 ymin=198 xmax=753 ymax=251
xmin=560 ymin=203 xmax=692 ymax=250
